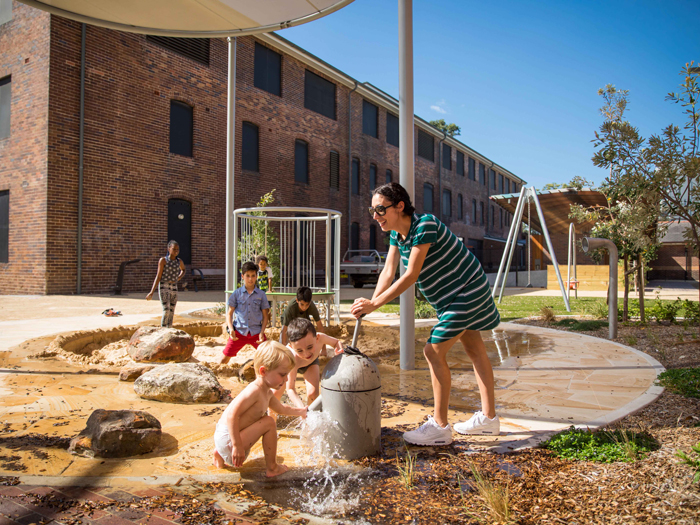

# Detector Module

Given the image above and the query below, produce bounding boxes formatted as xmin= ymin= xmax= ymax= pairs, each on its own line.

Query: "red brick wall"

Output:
xmin=0 ymin=2 xmax=51 ymax=294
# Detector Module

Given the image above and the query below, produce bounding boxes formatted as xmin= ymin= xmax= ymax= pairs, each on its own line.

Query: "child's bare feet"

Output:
xmin=266 ymin=463 xmax=289 ymax=478
xmin=213 ymin=450 xmax=225 ymax=469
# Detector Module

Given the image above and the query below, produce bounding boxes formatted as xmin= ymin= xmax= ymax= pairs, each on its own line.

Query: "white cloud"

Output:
xmin=430 ymin=105 xmax=447 ymax=114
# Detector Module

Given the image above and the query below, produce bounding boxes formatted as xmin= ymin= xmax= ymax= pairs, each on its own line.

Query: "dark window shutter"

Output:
xmin=351 ymin=222 xmax=360 ymax=251
xmin=169 ymin=100 xmax=193 ymax=157
xmin=242 ymin=122 xmax=259 ymax=172
xmin=469 ymin=157 xmax=476 ymax=180
xmin=442 ymin=189 xmax=451 ymax=217
xmin=369 ymin=225 xmax=376 ymax=250
xmin=147 ymin=35 xmax=210 ymax=66
xmin=363 ymin=100 xmax=378 ymax=138
xmin=499 ymin=174 xmax=504 ymax=194
xmin=386 ymin=113 xmax=399 ymax=147
xmin=479 ymin=163 xmax=486 ymax=185
xmin=0 ymin=190 xmax=8 ymax=263
xmin=369 ymin=164 xmax=377 ymax=190
xmin=417 ymin=130 xmax=434 ymax=161
xmin=0 ymin=75 xmax=11 ymax=139
xmin=423 ymin=183 xmax=433 ymax=213
xmin=330 ymin=150 xmax=340 ymax=190
xmin=294 ymin=140 xmax=309 ymax=183
xmin=254 ymin=42 xmax=281 ymax=96
xmin=490 ymin=169 xmax=496 ymax=189
xmin=442 ymin=144 xmax=452 ymax=170
xmin=304 ymin=70 xmax=336 ymax=120
xmin=480 ymin=202 xmax=484 ymax=225
xmin=385 ymin=169 xmax=392 ymax=184
xmin=472 ymin=199 xmax=477 ymax=223
xmin=352 ymin=158 xmax=360 ymax=195
xmin=458 ymin=194 xmax=463 ymax=220
xmin=456 ymin=151 xmax=464 ymax=176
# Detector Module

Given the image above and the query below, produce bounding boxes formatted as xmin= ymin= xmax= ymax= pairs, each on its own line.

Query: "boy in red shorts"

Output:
xmin=220 ymin=261 xmax=270 ymax=364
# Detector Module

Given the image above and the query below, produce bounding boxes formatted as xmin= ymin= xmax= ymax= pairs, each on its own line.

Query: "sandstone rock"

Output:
xmin=238 ymin=359 xmax=256 ymax=383
xmin=134 ymin=363 xmax=225 ymax=403
xmin=119 ymin=363 xmax=157 ymax=382
xmin=69 ymin=409 xmax=161 ymax=458
xmin=127 ymin=326 xmax=195 ymax=363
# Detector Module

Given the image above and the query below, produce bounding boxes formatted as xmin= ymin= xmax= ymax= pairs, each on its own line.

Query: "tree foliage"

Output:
xmin=541 ymin=176 xmax=596 ymax=191
xmin=237 ymin=190 xmax=280 ymax=287
xmin=429 ymin=119 xmax=461 ymax=138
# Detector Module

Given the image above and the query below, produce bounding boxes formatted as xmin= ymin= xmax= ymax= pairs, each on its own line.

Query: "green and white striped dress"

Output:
xmin=390 ymin=213 xmax=500 ymax=343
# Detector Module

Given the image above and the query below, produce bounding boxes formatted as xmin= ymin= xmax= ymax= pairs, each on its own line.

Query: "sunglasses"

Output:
xmin=368 ymin=203 xmax=395 ymax=217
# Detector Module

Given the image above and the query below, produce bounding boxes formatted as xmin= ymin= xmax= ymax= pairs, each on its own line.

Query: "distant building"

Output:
xmin=0 ymin=1 xmax=526 ymax=294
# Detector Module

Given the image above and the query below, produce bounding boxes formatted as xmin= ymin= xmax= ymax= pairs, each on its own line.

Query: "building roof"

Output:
xmin=490 ymin=188 xmax=608 ymax=234
xmin=659 ymin=220 xmax=691 ymax=244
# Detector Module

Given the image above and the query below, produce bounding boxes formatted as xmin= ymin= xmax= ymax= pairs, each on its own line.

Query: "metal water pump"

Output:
xmin=308 ymin=317 xmax=381 ymax=460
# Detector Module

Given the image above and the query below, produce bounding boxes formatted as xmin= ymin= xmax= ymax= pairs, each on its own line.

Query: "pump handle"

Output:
xmin=351 ymin=314 xmax=364 ymax=348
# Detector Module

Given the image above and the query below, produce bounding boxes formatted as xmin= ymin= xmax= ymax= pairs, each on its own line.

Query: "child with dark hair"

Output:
xmin=280 ymin=286 xmax=324 ymax=344
xmin=146 ymin=240 xmax=186 ymax=328
xmin=220 ymin=261 xmax=270 ymax=364
xmin=272 ymin=318 xmax=344 ymax=409
xmin=255 ymin=255 xmax=273 ymax=292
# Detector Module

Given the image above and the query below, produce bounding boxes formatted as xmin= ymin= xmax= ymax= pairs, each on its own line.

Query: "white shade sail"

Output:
xmin=17 ymin=0 xmax=354 ymax=37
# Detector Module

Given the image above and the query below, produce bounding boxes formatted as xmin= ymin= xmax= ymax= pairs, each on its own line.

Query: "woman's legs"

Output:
xmin=458 ymin=330 xmax=495 ymax=419
xmin=422 ymin=330 xmax=466 ymax=428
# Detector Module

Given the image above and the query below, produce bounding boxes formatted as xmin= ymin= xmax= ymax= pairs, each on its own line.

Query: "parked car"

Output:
xmin=340 ymin=250 xmax=386 ymax=288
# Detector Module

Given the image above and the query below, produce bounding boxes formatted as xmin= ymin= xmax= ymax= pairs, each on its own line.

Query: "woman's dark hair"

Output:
xmin=372 ymin=182 xmax=415 ymax=216
xmin=287 ymin=318 xmax=316 ymax=343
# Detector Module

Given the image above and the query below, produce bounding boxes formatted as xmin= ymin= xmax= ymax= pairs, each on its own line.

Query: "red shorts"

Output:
xmin=223 ymin=330 xmax=266 ymax=357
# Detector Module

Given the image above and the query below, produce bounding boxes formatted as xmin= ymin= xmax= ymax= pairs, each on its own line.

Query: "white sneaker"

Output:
xmin=454 ymin=411 xmax=500 ymax=436
xmin=403 ymin=416 xmax=453 ymax=446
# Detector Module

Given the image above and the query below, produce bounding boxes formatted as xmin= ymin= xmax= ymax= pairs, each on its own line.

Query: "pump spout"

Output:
xmin=308 ymin=395 xmax=323 ymax=412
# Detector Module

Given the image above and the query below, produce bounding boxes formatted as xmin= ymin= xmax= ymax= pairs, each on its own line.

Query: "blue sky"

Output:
xmin=280 ymin=0 xmax=700 ymax=190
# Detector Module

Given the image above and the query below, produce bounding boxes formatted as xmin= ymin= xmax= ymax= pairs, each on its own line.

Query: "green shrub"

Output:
xmin=648 ymin=297 xmax=683 ymax=324
xmin=656 ymin=368 xmax=700 ymax=399
xmin=586 ymin=301 xmax=609 ymax=320
xmin=554 ymin=318 xmax=608 ymax=331
xmin=683 ymin=299 xmax=700 ymax=324
xmin=676 ymin=442 xmax=700 ymax=483
xmin=415 ymin=298 xmax=436 ymax=319
xmin=213 ymin=302 xmax=226 ymax=316
xmin=542 ymin=426 xmax=659 ymax=462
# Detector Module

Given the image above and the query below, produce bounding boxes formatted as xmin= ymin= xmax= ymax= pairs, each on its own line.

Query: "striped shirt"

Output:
xmin=390 ymin=213 xmax=499 ymax=339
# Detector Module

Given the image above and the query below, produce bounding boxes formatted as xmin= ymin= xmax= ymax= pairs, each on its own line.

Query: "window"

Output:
xmin=363 ymin=100 xmax=378 ymax=138
xmin=369 ymin=225 xmax=377 ymax=250
xmin=456 ymin=151 xmax=464 ymax=176
xmin=254 ymin=42 xmax=281 ymax=96
xmin=505 ymin=178 xmax=511 ymax=193
xmin=294 ymin=140 xmax=308 ymax=183
xmin=386 ymin=113 xmax=399 ymax=147
xmin=352 ymin=158 xmax=360 ymax=195
xmin=491 ymin=205 xmax=495 ymax=227
xmin=329 ymin=150 xmax=340 ymax=190
xmin=442 ymin=189 xmax=451 ymax=217
xmin=385 ymin=169 xmax=392 ymax=184
xmin=500 ymin=209 xmax=504 ymax=229
xmin=490 ymin=169 xmax=497 ymax=190
xmin=423 ymin=183 xmax=434 ymax=213
xmin=241 ymin=122 xmax=259 ymax=172
xmin=457 ymin=194 xmax=463 ymax=220
xmin=169 ymin=100 xmax=193 ymax=157
xmin=472 ymin=199 xmax=477 ymax=224
xmin=479 ymin=162 xmax=486 ymax=185
xmin=0 ymin=0 xmax=11 ymax=25
xmin=442 ymin=144 xmax=452 ymax=170
xmin=499 ymin=174 xmax=504 ymax=194
xmin=147 ymin=36 xmax=210 ymax=66
xmin=369 ymin=164 xmax=377 ymax=190
xmin=0 ymin=190 xmax=7 ymax=263
xmin=351 ymin=222 xmax=360 ymax=251
xmin=417 ymin=130 xmax=434 ymax=161
xmin=480 ymin=201 xmax=484 ymax=225
xmin=304 ymin=70 xmax=336 ymax=120
xmin=468 ymin=157 xmax=476 ymax=181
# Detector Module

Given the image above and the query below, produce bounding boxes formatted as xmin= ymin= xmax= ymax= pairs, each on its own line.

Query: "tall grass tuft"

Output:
xmin=468 ymin=462 xmax=511 ymax=523
xmin=539 ymin=306 xmax=556 ymax=323
xmin=396 ymin=444 xmax=416 ymax=489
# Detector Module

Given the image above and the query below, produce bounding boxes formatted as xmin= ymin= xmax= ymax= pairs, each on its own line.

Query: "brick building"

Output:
xmin=0 ymin=1 xmax=526 ymax=294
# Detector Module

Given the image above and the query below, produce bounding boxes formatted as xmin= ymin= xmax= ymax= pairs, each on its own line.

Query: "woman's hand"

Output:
xmin=351 ymin=298 xmax=376 ymax=319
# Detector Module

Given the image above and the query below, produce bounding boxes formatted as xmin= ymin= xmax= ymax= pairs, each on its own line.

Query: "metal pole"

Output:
xmin=493 ymin=186 xmax=526 ymax=300
xmin=326 ymin=213 xmax=331 ymax=293
xmin=335 ymin=215 xmax=341 ymax=323
xmin=77 ymin=23 xmax=86 ymax=294
xmin=582 ymin=237 xmax=618 ymax=339
xmin=399 ymin=0 xmax=415 ymax=371
xmin=225 ymin=37 xmax=237 ymax=300
xmin=567 ymin=222 xmax=574 ymax=303
xmin=296 ymin=219 xmax=301 ymax=289
xmin=498 ymin=187 xmax=528 ymax=303
xmin=530 ymin=187 xmax=570 ymax=312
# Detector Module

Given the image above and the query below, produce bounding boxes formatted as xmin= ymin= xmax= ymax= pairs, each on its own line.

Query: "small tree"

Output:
xmin=541 ymin=176 xmax=596 ymax=192
xmin=237 ymin=190 xmax=280 ymax=288
xmin=429 ymin=119 xmax=461 ymax=138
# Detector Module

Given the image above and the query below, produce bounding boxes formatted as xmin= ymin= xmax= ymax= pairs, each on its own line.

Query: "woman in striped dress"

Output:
xmin=351 ymin=183 xmax=501 ymax=446
xmin=146 ymin=240 xmax=186 ymax=328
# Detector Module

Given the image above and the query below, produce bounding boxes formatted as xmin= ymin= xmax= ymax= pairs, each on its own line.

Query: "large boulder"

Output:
xmin=69 ymin=409 xmax=161 ymax=458
xmin=134 ymin=363 xmax=225 ymax=403
xmin=127 ymin=326 xmax=195 ymax=363
xmin=119 ymin=363 xmax=157 ymax=382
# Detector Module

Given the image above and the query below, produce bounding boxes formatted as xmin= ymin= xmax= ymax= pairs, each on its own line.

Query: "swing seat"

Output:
xmin=568 ymin=280 xmax=579 ymax=290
